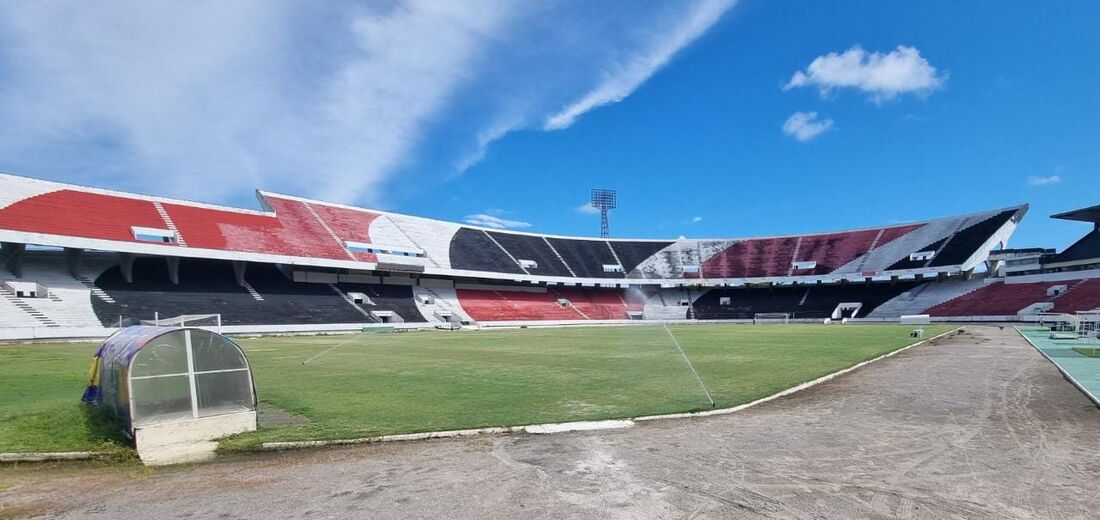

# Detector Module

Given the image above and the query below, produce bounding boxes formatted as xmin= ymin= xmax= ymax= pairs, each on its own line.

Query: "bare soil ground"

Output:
xmin=3 ymin=326 xmax=1099 ymax=519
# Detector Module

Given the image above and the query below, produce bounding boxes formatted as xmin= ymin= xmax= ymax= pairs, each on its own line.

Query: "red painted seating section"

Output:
xmin=162 ymin=197 xmax=349 ymax=259
xmin=926 ymin=281 xmax=1056 ymax=316
xmin=0 ymin=189 xmax=167 ymax=243
xmin=701 ymin=237 xmax=799 ymax=278
xmin=307 ymin=203 xmax=382 ymax=262
xmin=456 ymin=288 xmax=641 ymax=321
xmin=1052 ymin=279 xmax=1100 ymax=313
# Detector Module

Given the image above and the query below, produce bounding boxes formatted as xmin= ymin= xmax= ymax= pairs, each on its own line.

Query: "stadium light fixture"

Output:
xmin=590 ymin=188 xmax=617 ymax=238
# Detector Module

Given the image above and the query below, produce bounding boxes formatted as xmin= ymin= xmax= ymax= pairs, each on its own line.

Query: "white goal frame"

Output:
xmin=142 ymin=313 xmax=223 ymax=333
xmin=753 ymin=312 xmax=790 ymax=324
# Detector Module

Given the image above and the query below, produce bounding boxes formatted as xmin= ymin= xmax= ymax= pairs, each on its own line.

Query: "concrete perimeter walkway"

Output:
xmin=3 ymin=326 xmax=1100 ymax=519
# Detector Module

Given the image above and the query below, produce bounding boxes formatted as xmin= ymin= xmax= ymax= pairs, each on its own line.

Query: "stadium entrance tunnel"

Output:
xmin=82 ymin=326 xmax=258 ymax=465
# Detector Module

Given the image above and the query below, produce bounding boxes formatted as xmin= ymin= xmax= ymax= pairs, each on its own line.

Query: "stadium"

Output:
xmin=0 ymin=171 xmax=1097 ymax=335
xmin=3 ymin=3 xmax=1100 ymax=518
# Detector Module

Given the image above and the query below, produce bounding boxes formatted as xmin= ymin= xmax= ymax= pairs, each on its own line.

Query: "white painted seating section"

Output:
xmin=836 ymin=211 xmax=995 ymax=274
xmin=384 ymin=214 xmax=461 ymax=270
xmin=1 ymin=253 xmax=113 ymax=328
xmin=411 ymin=285 xmax=473 ymax=324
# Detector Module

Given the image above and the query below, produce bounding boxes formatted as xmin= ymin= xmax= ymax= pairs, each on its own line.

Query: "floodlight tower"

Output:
xmin=590 ymin=188 xmax=617 ymax=238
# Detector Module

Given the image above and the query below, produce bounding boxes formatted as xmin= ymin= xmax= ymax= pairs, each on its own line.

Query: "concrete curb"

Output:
xmin=0 ymin=451 xmax=100 ymax=463
xmin=1015 ymin=327 xmax=1100 ymax=407
xmin=634 ymin=327 xmax=961 ymax=422
xmin=261 ymin=420 xmax=635 ymax=451
xmin=260 ymin=328 xmax=959 ymax=452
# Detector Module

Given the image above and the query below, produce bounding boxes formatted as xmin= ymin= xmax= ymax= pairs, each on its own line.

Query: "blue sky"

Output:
xmin=0 ymin=1 xmax=1096 ymax=249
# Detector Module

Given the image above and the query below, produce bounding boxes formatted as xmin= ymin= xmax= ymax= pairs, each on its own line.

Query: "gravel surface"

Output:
xmin=3 ymin=326 xmax=1099 ymax=519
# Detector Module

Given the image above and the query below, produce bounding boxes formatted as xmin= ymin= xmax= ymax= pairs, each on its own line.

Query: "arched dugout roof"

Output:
xmin=84 ymin=326 xmax=256 ymax=433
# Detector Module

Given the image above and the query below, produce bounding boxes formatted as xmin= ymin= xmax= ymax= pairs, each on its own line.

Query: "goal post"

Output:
xmin=142 ymin=313 xmax=223 ymax=333
xmin=753 ymin=312 xmax=790 ymax=324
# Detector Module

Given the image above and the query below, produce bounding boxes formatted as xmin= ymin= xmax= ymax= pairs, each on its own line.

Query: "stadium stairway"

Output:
xmin=412 ymin=285 xmax=473 ymax=324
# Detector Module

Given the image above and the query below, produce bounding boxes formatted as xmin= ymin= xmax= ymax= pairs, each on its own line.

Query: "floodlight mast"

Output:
xmin=590 ymin=188 xmax=617 ymax=238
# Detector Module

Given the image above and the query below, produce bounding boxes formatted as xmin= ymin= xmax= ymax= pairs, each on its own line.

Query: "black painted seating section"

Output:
xmin=692 ymin=282 xmax=917 ymax=320
xmin=337 ymin=283 xmax=426 ymax=322
xmin=930 ymin=210 xmax=1016 ymax=266
xmin=610 ymin=241 xmax=673 ymax=274
xmin=448 ymin=228 xmax=525 ymax=274
xmin=488 ymin=231 xmax=573 ymax=277
xmin=92 ymin=258 xmax=423 ymax=326
xmin=546 ymin=238 xmax=621 ymax=278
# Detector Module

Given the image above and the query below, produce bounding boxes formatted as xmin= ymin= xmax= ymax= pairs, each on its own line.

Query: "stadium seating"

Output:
xmin=1051 ymin=278 xmax=1100 ymax=313
xmin=701 ymin=237 xmax=800 ymax=278
xmin=91 ymin=258 xmax=423 ymax=326
xmin=691 ymin=282 xmax=917 ymax=320
xmin=925 ymin=281 xmax=1055 ymax=316
xmin=0 ymin=189 xmax=168 ymax=244
xmin=455 ymin=288 xmax=582 ymax=321
xmin=545 ymin=238 xmax=623 ymax=278
xmin=454 ymin=286 xmax=642 ymax=321
xmin=608 ymin=241 xmax=673 ymax=276
xmin=929 ymin=210 xmax=1017 ymax=266
xmin=448 ymin=228 xmax=526 ymax=274
xmin=487 ymin=232 xmax=573 ymax=277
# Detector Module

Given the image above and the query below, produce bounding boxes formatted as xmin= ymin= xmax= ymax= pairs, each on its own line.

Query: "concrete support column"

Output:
xmin=64 ymin=247 xmax=84 ymax=279
xmin=119 ymin=253 xmax=135 ymax=284
xmin=232 ymin=261 xmax=248 ymax=286
xmin=166 ymin=257 xmax=180 ymax=285
xmin=1 ymin=242 xmax=26 ymax=278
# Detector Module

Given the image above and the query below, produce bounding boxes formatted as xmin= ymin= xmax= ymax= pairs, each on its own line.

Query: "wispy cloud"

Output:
xmin=0 ymin=1 xmax=738 ymax=206
xmin=691 ymin=216 xmax=703 ymax=223
xmin=463 ymin=213 xmax=532 ymax=229
xmin=782 ymin=111 xmax=833 ymax=141
xmin=543 ymin=0 xmax=736 ymax=131
xmin=1027 ymin=174 xmax=1062 ymax=186
xmin=575 ymin=202 xmax=601 ymax=215
xmin=784 ymin=45 xmax=946 ymax=102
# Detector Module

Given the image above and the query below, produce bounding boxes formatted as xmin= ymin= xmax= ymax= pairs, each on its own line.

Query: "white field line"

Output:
xmin=1014 ymin=327 xmax=1100 ymax=407
xmin=302 ymin=336 xmax=363 ymax=365
xmin=664 ymin=324 xmax=715 ymax=407
xmin=259 ymin=328 xmax=959 ymax=453
xmin=634 ymin=327 xmax=961 ymax=422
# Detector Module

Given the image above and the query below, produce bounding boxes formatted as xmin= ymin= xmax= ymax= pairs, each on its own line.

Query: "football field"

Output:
xmin=0 ymin=323 xmax=952 ymax=454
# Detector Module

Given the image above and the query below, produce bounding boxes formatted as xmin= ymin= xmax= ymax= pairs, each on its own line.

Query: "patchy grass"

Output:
xmin=0 ymin=324 xmax=951 ymax=454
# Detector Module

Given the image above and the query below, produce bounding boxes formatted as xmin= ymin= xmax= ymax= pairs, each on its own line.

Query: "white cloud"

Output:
xmin=784 ymin=45 xmax=946 ymax=102
xmin=575 ymin=203 xmax=601 ymax=215
xmin=691 ymin=216 xmax=703 ymax=223
xmin=1027 ymin=174 xmax=1062 ymax=186
xmin=463 ymin=213 xmax=532 ymax=229
xmin=782 ymin=111 xmax=834 ymax=141
xmin=543 ymin=0 xmax=736 ymax=130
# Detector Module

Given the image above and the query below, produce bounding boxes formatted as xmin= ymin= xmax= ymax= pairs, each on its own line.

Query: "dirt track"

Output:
xmin=3 ymin=326 xmax=1100 ymax=519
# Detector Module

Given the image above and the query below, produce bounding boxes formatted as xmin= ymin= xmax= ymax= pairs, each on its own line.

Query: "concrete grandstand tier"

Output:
xmin=0 ymin=172 xmax=1025 ymax=286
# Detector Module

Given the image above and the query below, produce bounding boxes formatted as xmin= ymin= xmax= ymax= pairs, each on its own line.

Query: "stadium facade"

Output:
xmin=0 ymin=172 xmax=1097 ymax=339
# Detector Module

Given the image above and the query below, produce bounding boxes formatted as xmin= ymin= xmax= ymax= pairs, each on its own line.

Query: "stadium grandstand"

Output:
xmin=0 ymin=171 xmax=1097 ymax=339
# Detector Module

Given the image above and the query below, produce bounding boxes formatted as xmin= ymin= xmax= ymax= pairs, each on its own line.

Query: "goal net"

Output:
xmin=753 ymin=312 xmax=790 ymax=324
xmin=142 ymin=313 xmax=222 ymax=332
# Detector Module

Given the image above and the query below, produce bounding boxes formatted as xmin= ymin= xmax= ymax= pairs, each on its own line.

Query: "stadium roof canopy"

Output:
xmin=1051 ymin=204 xmax=1100 ymax=224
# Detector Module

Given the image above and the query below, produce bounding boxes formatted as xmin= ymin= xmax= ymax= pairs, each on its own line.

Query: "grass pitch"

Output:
xmin=0 ymin=324 xmax=951 ymax=453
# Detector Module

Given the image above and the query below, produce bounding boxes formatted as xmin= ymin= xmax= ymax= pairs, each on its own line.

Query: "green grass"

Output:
xmin=1072 ymin=346 xmax=1100 ymax=358
xmin=0 ymin=324 xmax=951 ymax=453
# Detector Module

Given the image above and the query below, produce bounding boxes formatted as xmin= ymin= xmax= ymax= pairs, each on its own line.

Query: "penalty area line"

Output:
xmin=302 ymin=336 xmax=363 ymax=365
